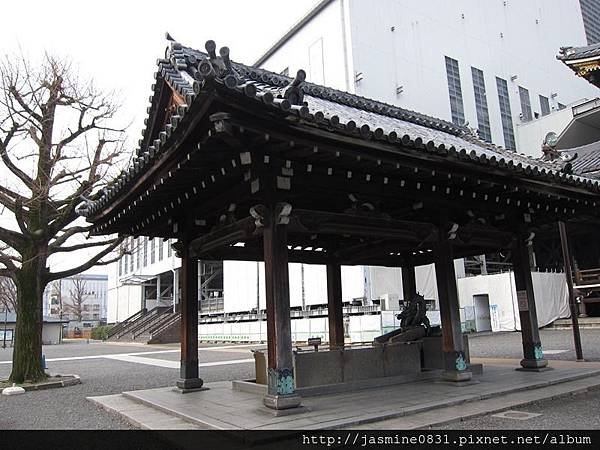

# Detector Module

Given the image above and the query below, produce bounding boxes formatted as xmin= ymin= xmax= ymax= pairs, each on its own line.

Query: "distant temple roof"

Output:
xmin=560 ymin=140 xmax=600 ymax=179
xmin=78 ymin=39 xmax=600 ymax=221
xmin=558 ymin=43 xmax=600 ymax=88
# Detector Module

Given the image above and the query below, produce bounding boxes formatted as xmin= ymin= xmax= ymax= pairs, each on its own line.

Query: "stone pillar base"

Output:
xmin=263 ymin=393 xmax=302 ymax=410
xmin=441 ymin=370 xmax=472 ymax=382
xmin=517 ymin=358 xmax=549 ymax=372
xmin=176 ymin=377 xmax=205 ymax=393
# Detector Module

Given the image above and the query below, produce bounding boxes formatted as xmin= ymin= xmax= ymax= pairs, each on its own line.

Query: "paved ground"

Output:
xmin=0 ymin=341 xmax=258 ymax=429
xmin=0 ymin=329 xmax=598 ymax=429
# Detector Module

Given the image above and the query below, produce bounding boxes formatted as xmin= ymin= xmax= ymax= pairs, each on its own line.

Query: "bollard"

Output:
xmin=42 ymin=354 xmax=47 ymax=370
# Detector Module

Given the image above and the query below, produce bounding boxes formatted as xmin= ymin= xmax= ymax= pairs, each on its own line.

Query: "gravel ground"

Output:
xmin=0 ymin=342 xmax=255 ymax=430
xmin=435 ymin=389 xmax=600 ymax=430
xmin=468 ymin=329 xmax=600 ymax=361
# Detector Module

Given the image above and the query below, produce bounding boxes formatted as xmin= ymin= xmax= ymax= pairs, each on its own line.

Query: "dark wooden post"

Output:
xmin=176 ymin=241 xmax=204 ymax=392
xmin=511 ymin=234 xmax=548 ymax=370
xmin=262 ymin=203 xmax=301 ymax=410
xmin=327 ymin=262 xmax=344 ymax=348
xmin=401 ymin=263 xmax=417 ymax=302
xmin=434 ymin=238 xmax=472 ymax=381
xmin=558 ymin=221 xmax=584 ymax=361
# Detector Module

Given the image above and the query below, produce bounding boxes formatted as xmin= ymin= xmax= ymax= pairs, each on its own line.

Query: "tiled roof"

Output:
xmin=77 ymin=38 xmax=600 ymax=218
xmin=560 ymin=141 xmax=600 ymax=179
xmin=558 ymin=42 xmax=600 ymax=61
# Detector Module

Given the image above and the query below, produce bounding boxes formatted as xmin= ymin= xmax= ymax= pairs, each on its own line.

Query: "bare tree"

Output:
xmin=0 ymin=276 xmax=16 ymax=312
xmin=63 ymin=275 xmax=87 ymax=322
xmin=0 ymin=53 xmax=128 ymax=382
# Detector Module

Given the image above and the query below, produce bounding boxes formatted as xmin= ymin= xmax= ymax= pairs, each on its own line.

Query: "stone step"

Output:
xmin=87 ymin=394 xmax=210 ymax=430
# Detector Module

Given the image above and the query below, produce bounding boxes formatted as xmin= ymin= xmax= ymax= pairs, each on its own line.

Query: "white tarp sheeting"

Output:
xmin=457 ymin=271 xmax=570 ymax=331
xmin=223 ymin=262 xmax=366 ymax=312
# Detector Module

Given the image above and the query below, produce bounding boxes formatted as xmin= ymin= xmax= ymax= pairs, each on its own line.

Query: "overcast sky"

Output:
xmin=0 ymin=0 xmax=320 ymax=143
xmin=0 ymin=0 xmax=321 ymax=273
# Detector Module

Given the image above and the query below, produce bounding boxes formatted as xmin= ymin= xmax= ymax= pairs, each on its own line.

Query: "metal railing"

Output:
xmin=107 ymin=308 xmax=147 ymax=339
xmin=124 ymin=306 xmax=170 ymax=338
xmin=575 ymin=268 xmax=600 ymax=286
xmin=150 ymin=312 xmax=181 ymax=339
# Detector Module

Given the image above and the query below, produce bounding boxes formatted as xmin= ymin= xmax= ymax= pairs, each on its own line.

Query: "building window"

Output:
xmin=158 ymin=239 xmax=164 ymax=261
xmin=471 ymin=67 xmax=492 ymax=142
xmin=496 ymin=77 xmax=516 ymax=150
xmin=539 ymin=95 xmax=550 ymax=116
xmin=143 ymin=237 xmax=148 ymax=267
xmin=518 ymin=86 xmax=532 ymax=122
xmin=167 ymin=239 xmax=172 ymax=257
xmin=580 ymin=0 xmax=600 ymax=44
xmin=150 ymin=238 xmax=156 ymax=264
xmin=118 ymin=255 xmax=123 ymax=277
xmin=445 ymin=56 xmax=465 ymax=126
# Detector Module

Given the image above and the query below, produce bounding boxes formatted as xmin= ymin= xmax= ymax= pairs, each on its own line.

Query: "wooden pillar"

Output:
xmin=176 ymin=243 xmax=203 ymax=391
xmin=511 ymin=234 xmax=548 ymax=370
xmin=262 ymin=203 xmax=301 ymax=410
xmin=434 ymin=239 xmax=472 ymax=381
xmin=558 ymin=221 xmax=584 ymax=361
xmin=327 ymin=263 xmax=344 ymax=348
xmin=401 ymin=263 xmax=417 ymax=302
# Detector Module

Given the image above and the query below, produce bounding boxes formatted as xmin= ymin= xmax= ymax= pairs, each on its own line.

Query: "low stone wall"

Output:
xmin=293 ymin=342 xmax=422 ymax=388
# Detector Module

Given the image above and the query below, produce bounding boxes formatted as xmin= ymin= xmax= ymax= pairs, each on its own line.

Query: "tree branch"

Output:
xmin=50 ymin=237 xmax=119 ymax=254
xmin=0 ymin=225 xmax=25 ymax=250
xmin=46 ymin=237 xmax=123 ymax=281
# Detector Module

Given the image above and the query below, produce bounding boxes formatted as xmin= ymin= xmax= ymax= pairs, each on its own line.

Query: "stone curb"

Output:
xmin=20 ymin=374 xmax=81 ymax=392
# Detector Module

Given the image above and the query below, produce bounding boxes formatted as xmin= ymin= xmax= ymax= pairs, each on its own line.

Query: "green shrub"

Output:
xmin=91 ymin=325 xmax=114 ymax=340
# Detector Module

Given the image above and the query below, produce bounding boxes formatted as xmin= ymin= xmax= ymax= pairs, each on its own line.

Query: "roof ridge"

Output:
xmin=181 ymin=44 xmax=467 ymax=137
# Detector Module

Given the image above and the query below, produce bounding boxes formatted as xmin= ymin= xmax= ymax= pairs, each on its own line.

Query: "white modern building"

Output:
xmin=106 ymin=0 xmax=587 ymax=335
xmin=255 ymin=0 xmax=599 ymax=155
xmin=44 ymin=273 xmax=108 ymax=336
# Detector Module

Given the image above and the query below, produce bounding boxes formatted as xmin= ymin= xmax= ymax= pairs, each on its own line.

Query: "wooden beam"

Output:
xmin=511 ymin=233 xmax=548 ymax=370
xmin=176 ymin=239 xmax=203 ymax=391
xmin=401 ymin=263 xmax=417 ymax=302
xmin=262 ymin=204 xmax=301 ymax=409
xmin=189 ymin=216 xmax=257 ymax=256
xmin=327 ymin=263 xmax=344 ymax=348
xmin=434 ymin=238 xmax=472 ymax=381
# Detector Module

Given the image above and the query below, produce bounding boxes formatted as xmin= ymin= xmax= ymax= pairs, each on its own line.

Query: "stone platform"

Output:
xmin=89 ymin=359 xmax=600 ymax=430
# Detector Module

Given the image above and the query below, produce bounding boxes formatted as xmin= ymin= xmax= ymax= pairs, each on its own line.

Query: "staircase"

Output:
xmin=107 ymin=306 xmax=181 ymax=344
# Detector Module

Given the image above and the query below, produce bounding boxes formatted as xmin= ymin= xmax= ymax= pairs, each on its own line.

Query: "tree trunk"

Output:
xmin=10 ymin=254 xmax=47 ymax=383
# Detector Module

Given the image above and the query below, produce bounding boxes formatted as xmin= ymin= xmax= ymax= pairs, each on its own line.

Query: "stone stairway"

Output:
xmin=107 ymin=306 xmax=181 ymax=344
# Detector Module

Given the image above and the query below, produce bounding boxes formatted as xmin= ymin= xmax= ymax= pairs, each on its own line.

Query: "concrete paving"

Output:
xmin=88 ymin=358 xmax=600 ymax=431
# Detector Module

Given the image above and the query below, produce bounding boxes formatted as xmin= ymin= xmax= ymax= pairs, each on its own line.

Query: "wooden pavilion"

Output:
xmin=79 ymin=38 xmax=600 ymax=410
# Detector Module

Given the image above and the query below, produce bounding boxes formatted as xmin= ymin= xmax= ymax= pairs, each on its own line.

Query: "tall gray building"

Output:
xmin=581 ymin=0 xmax=600 ymax=44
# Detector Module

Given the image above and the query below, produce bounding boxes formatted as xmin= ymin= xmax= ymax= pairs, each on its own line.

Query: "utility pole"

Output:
xmin=558 ymin=221 xmax=584 ymax=361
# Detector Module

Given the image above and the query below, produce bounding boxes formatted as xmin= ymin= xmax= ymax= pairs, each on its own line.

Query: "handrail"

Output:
xmin=150 ymin=312 xmax=181 ymax=338
xmin=126 ymin=306 xmax=170 ymax=337
xmin=132 ymin=308 xmax=173 ymax=338
xmin=107 ymin=308 xmax=147 ymax=338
